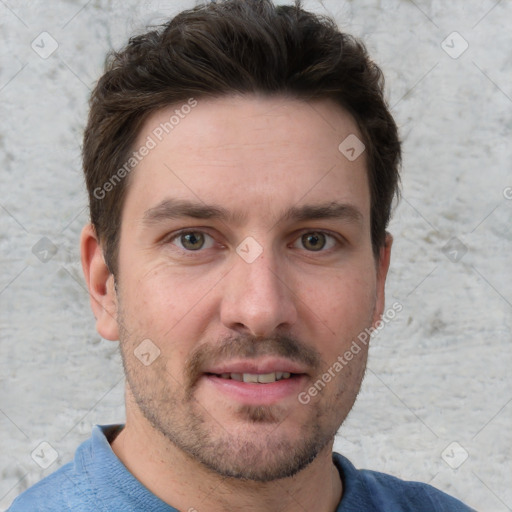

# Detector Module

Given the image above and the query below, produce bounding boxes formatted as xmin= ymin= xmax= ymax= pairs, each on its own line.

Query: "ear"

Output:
xmin=80 ymin=224 xmax=119 ymax=341
xmin=372 ymin=233 xmax=393 ymax=326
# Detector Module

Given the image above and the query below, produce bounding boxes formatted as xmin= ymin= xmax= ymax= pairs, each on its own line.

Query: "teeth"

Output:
xmin=256 ymin=372 xmax=276 ymax=383
xmin=218 ymin=372 xmax=293 ymax=383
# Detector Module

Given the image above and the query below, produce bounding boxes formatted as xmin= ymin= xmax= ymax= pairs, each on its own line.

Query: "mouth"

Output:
xmin=200 ymin=359 xmax=309 ymax=405
xmin=207 ymin=371 xmax=294 ymax=383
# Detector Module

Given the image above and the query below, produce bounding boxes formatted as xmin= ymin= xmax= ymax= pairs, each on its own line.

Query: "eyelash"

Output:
xmin=164 ymin=229 xmax=343 ymax=254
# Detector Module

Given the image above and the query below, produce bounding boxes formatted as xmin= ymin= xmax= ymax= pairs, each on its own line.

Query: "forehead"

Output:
xmin=124 ymin=95 xmax=370 ymax=227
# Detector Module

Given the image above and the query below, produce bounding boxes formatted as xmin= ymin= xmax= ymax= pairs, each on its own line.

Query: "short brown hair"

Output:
xmin=83 ymin=0 xmax=401 ymax=275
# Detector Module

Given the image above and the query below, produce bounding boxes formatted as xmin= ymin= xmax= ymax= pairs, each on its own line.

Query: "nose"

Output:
xmin=220 ymin=248 xmax=298 ymax=337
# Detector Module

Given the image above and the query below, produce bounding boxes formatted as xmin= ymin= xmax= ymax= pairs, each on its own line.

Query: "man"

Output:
xmin=9 ymin=1 xmax=475 ymax=510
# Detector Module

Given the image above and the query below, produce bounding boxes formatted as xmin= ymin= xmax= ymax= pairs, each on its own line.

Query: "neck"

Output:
xmin=111 ymin=412 xmax=342 ymax=512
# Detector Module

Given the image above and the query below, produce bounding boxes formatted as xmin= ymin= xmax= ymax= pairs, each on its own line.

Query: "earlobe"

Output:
xmin=372 ymin=233 xmax=393 ymax=326
xmin=80 ymin=224 xmax=119 ymax=341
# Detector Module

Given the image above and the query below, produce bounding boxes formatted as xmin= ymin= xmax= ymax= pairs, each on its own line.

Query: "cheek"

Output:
xmin=120 ymin=264 xmax=219 ymax=346
xmin=298 ymin=267 xmax=376 ymax=346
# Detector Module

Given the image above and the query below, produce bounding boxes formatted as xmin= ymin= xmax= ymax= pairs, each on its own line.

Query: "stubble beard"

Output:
xmin=117 ymin=310 xmax=368 ymax=482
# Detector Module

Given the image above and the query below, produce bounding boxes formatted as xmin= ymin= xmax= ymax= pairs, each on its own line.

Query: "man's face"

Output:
xmin=112 ymin=95 xmax=390 ymax=481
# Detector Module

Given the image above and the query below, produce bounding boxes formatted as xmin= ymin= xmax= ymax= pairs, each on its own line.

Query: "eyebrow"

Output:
xmin=142 ymin=198 xmax=245 ymax=225
xmin=279 ymin=202 xmax=363 ymax=225
xmin=142 ymin=198 xmax=363 ymax=227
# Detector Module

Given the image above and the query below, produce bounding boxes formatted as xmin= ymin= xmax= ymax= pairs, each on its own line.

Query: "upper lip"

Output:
xmin=204 ymin=358 xmax=309 ymax=376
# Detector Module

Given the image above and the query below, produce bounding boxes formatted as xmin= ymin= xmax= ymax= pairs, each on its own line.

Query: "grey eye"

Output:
xmin=173 ymin=232 xmax=215 ymax=251
xmin=301 ymin=232 xmax=326 ymax=251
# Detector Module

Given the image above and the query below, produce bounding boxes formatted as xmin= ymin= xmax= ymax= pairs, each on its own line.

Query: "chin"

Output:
xmin=192 ymin=436 xmax=323 ymax=482
xmin=163 ymin=407 xmax=335 ymax=483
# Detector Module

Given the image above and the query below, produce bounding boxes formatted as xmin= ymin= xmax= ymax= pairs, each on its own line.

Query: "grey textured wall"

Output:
xmin=1 ymin=1 xmax=511 ymax=510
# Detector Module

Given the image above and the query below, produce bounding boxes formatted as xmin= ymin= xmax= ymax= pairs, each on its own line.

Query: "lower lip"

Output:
xmin=202 ymin=374 xmax=307 ymax=405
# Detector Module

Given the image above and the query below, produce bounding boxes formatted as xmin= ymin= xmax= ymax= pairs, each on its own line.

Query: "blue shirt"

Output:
xmin=8 ymin=425 xmax=475 ymax=511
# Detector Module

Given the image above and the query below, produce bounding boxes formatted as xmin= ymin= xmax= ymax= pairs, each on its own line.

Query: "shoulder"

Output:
xmin=7 ymin=426 xmax=117 ymax=512
xmin=7 ymin=461 xmax=92 ymax=512
xmin=333 ymin=452 xmax=476 ymax=512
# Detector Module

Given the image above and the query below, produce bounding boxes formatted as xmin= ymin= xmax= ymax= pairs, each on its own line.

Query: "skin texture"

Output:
xmin=81 ymin=95 xmax=392 ymax=512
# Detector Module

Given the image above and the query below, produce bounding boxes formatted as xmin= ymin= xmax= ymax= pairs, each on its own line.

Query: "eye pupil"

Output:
xmin=302 ymin=232 xmax=326 ymax=251
xmin=181 ymin=232 xmax=205 ymax=250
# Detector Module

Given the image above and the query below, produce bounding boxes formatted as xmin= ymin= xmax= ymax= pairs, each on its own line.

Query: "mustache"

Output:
xmin=185 ymin=333 xmax=323 ymax=386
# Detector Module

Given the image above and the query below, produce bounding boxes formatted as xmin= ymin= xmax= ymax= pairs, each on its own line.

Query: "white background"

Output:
xmin=1 ymin=0 xmax=511 ymax=510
